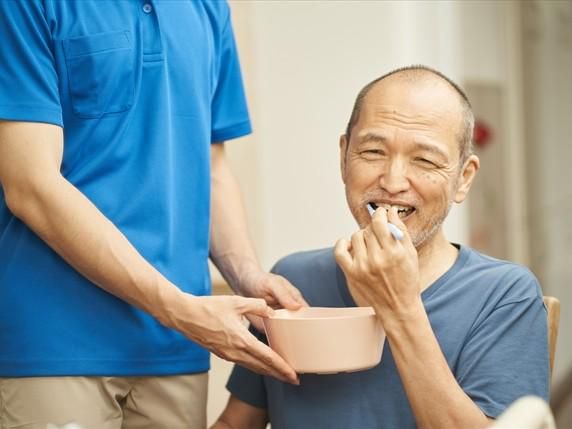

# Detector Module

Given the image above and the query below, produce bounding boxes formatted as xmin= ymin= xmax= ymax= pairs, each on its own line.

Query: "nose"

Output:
xmin=378 ymin=158 xmax=410 ymax=194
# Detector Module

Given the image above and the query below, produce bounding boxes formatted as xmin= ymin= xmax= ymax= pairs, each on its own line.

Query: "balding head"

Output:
xmin=345 ymin=65 xmax=474 ymax=164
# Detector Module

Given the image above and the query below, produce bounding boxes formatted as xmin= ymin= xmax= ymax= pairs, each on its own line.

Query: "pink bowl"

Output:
xmin=263 ymin=307 xmax=385 ymax=374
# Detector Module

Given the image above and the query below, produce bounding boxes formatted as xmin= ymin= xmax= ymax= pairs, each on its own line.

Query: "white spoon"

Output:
xmin=367 ymin=203 xmax=405 ymax=241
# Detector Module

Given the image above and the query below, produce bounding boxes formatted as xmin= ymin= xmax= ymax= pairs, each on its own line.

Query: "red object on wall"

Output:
xmin=473 ymin=119 xmax=493 ymax=148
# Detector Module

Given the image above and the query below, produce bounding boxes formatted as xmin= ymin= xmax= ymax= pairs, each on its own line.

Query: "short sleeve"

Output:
xmin=226 ymin=363 xmax=269 ymax=409
xmin=0 ymin=1 xmax=62 ymax=126
xmin=210 ymin=6 xmax=251 ymax=143
xmin=226 ymin=326 xmax=268 ymax=409
xmin=456 ymin=279 xmax=550 ymax=418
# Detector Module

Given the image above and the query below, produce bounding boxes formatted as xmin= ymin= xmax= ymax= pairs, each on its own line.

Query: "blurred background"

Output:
xmin=208 ymin=0 xmax=572 ymax=425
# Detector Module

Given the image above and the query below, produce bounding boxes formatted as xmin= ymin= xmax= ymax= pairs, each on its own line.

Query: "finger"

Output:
xmin=235 ymin=296 xmax=274 ymax=318
xmin=370 ymin=206 xmax=391 ymax=243
xmin=285 ymin=284 xmax=308 ymax=307
xmin=350 ymin=230 xmax=368 ymax=259
xmin=240 ymin=334 xmax=299 ymax=384
xmin=216 ymin=343 xmax=292 ymax=384
xmin=269 ymin=276 xmax=308 ymax=309
xmin=234 ymin=349 xmax=299 ymax=385
xmin=245 ymin=313 xmax=265 ymax=332
xmin=371 ymin=207 xmax=404 ymax=246
xmin=386 ymin=206 xmax=408 ymax=242
xmin=334 ymin=238 xmax=353 ymax=272
xmin=363 ymin=226 xmax=382 ymax=260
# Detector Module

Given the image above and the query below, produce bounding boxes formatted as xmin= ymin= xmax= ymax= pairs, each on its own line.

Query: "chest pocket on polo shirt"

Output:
xmin=63 ymin=30 xmax=134 ymax=118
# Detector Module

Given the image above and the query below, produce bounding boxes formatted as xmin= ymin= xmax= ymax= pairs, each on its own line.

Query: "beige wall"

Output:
xmin=522 ymin=0 xmax=572 ymax=384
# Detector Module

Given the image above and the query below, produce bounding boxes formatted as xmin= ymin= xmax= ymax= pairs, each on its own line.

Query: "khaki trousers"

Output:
xmin=0 ymin=373 xmax=208 ymax=429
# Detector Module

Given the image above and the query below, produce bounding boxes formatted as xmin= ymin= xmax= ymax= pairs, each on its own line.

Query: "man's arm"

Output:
xmin=210 ymin=395 xmax=268 ymax=429
xmin=0 ymin=120 xmax=297 ymax=384
xmin=210 ymin=143 xmax=307 ymax=311
xmin=335 ymin=207 xmax=494 ymax=428
xmin=383 ymin=301 xmax=495 ymax=428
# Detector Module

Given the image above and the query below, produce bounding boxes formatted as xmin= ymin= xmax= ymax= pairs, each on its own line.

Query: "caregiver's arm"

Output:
xmin=0 ymin=120 xmax=297 ymax=384
xmin=209 ymin=143 xmax=307 ymax=310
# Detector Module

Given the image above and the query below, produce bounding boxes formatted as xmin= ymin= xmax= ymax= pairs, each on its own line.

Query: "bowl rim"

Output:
xmin=266 ymin=306 xmax=376 ymax=321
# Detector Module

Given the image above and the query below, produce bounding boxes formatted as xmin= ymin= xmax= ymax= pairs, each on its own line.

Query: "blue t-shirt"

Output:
xmin=228 ymin=246 xmax=549 ymax=428
xmin=0 ymin=0 xmax=250 ymax=376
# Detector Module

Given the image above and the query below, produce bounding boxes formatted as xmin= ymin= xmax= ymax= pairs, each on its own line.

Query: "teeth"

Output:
xmin=384 ymin=205 xmax=409 ymax=212
xmin=372 ymin=203 xmax=413 ymax=213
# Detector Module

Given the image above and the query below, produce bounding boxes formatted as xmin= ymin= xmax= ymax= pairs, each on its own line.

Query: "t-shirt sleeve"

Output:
xmin=226 ymin=326 xmax=268 ymax=409
xmin=0 ymin=1 xmax=62 ymax=126
xmin=455 ymin=274 xmax=550 ymax=418
xmin=210 ymin=4 xmax=251 ymax=143
xmin=226 ymin=362 xmax=269 ymax=409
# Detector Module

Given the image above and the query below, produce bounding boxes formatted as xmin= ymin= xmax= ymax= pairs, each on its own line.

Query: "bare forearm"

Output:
xmin=6 ymin=173 xmax=182 ymax=326
xmin=383 ymin=301 xmax=491 ymax=429
xmin=209 ymin=144 xmax=260 ymax=292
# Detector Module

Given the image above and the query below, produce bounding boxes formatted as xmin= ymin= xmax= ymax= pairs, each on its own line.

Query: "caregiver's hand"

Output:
xmin=235 ymin=267 xmax=308 ymax=332
xmin=170 ymin=293 xmax=299 ymax=385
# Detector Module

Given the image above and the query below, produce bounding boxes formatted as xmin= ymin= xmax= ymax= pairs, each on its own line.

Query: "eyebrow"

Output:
xmin=356 ymin=132 xmax=448 ymax=160
xmin=413 ymin=141 xmax=448 ymax=160
xmin=356 ymin=132 xmax=387 ymax=144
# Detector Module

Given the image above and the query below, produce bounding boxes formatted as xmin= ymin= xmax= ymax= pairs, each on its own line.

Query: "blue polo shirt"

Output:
xmin=0 ymin=0 xmax=251 ymax=376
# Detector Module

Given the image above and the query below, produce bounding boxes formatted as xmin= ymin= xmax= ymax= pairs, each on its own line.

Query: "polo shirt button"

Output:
xmin=142 ymin=3 xmax=153 ymax=13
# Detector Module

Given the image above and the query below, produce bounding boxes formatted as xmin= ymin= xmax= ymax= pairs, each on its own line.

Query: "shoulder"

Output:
xmin=271 ymin=248 xmax=341 ymax=302
xmin=272 ymin=247 xmax=336 ymax=276
xmin=196 ymin=0 xmax=230 ymax=28
xmin=460 ymin=245 xmax=543 ymax=303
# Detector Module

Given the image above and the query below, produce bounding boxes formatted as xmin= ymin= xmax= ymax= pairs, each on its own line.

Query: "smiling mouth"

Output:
xmin=369 ymin=202 xmax=415 ymax=219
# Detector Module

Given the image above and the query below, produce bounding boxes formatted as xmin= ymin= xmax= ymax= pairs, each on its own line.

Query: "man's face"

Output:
xmin=340 ymin=78 xmax=477 ymax=248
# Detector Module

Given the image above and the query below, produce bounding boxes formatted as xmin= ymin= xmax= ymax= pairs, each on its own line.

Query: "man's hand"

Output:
xmin=334 ymin=206 xmax=421 ymax=321
xmin=170 ymin=293 xmax=299 ymax=385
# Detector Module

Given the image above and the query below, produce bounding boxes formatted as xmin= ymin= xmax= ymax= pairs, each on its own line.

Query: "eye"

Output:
xmin=414 ymin=157 xmax=438 ymax=168
xmin=360 ymin=149 xmax=385 ymax=159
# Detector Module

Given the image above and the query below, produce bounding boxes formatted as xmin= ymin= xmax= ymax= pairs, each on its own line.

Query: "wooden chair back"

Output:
xmin=543 ymin=296 xmax=560 ymax=380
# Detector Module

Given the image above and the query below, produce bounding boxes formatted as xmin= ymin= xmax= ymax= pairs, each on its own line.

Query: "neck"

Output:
xmin=415 ymin=229 xmax=459 ymax=292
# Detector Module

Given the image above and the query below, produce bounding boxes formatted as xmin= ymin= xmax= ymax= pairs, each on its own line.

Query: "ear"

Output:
xmin=339 ymin=134 xmax=348 ymax=184
xmin=454 ymin=154 xmax=480 ymax=203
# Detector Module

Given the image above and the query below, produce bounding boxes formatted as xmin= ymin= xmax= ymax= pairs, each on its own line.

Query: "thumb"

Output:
xmin=246 ymin=314 xmax=265 ymax=332
xmin=236 ymin=296 xmax=274 ymax=318
xmin=270 ymin=276 xmax=308 ymax=309
xmin=387 ymin=207 xmax=408 ymax=237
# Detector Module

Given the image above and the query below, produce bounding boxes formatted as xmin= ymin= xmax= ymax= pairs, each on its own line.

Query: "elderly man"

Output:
xmin=212 ymin=65 xmax=549 ymax=429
